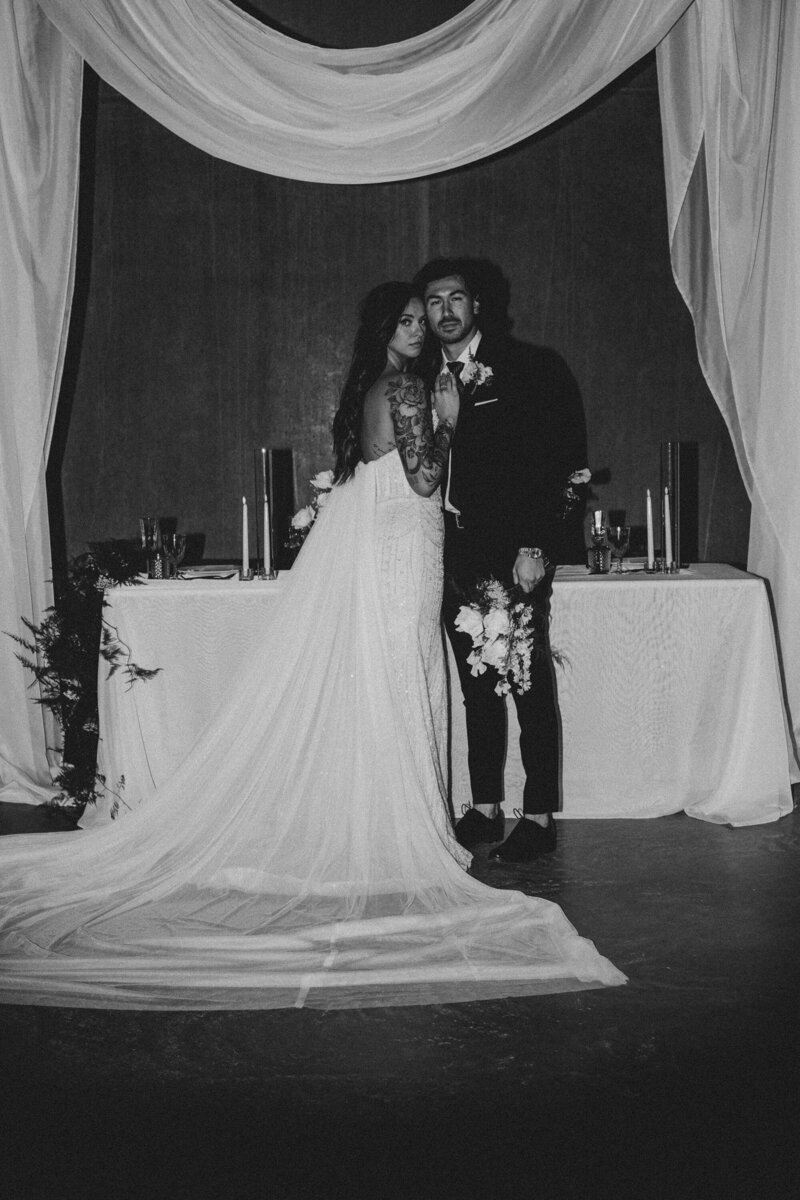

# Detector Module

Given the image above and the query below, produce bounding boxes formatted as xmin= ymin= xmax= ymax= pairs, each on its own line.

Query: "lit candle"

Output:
xmin=593 ymin=509 xmax=604 ymax=534
xmin=664 ymin=486 xmax=673 ymax=564
xmin=646 ymin=489 xmax=654 ymax=569
xmin=242 ymin=496 xmax=249 ymax=575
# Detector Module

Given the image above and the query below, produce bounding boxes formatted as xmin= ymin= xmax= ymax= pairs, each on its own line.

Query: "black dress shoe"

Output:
xmin=454 ymin=805 xmax=505 ymax=849
xmin=489 ymin=812 xmax=556 ymax=862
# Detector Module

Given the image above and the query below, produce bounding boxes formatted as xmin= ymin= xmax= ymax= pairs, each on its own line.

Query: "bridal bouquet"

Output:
xmin=287 ymin=469 xmax=335 ymax=547
xmin=455 ymin=578 xmax=555 ymax=697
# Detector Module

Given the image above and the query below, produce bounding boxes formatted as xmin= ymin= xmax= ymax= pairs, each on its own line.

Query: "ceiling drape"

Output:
xmin=2 ymin=0 xmax=797 ymax=802
xmin=33 ymin=0 xmax=692 ymax=182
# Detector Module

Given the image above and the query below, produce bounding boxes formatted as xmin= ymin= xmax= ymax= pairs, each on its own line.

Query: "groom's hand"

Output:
xmin=513 ymin=553 xmax=545 ymax=593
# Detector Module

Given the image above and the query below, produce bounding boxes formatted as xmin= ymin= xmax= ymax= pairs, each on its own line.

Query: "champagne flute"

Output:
xmin=138 ymin=516 xmax=161 ymax=577
xmin=606 ymin=524 xmax=631 ymax=573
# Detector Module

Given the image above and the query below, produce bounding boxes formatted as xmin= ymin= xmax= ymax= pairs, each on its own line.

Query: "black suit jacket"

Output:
xmin=427 ymin=332 xmax=587 ymax=586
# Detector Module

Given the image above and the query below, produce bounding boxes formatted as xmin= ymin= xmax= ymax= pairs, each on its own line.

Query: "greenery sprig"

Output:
xmin=8 ymin=540 xmax=160 ymax=813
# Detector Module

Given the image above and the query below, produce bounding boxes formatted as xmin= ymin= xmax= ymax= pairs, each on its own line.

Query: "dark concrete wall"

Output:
xmin=55 ymin=2 xmax=750 ymax=564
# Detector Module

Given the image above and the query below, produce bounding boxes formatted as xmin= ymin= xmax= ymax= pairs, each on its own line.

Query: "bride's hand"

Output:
xmin=433 ymin=371 xmax=460 ymax=426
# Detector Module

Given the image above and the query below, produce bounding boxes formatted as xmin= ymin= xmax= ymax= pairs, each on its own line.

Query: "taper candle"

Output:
xmin=242 ymin=496 xmax=249 ymax=574
xmin=646 ymin=489 xmax=654 ymax=569
xmin=664 ymin=486 xmax=673 ymax=564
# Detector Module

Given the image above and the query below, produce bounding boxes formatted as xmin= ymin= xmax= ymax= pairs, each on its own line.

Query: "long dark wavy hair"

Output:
xmin=332 ymin=281 xmax=421 ymax=484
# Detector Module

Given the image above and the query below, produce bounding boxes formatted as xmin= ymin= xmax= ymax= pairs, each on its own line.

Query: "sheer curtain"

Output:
xmin=0 ymin=1 xmax=82 ymax=804
xmin=3 ymin=0 xmax=798 ymax=800
xmin=659 ymin=0 xmax=800 ymax=761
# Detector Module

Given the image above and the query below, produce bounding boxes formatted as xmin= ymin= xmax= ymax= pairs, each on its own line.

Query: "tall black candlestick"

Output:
xmin=267 ymin=448 xmax=275 ymax=573
xmin=253 ymin=448 xmax=261 ymax=575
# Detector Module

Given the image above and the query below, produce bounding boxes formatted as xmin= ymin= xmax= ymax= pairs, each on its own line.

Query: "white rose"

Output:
xmin=455 ymin=605 xmax=485 ymax=643
xmin=467 ymin=649 xmax=487 ymax=676
xmin=311 ymin=470 xmax=334 ymax=491
xmin=291 ymin=505 xmax=316 ymax=530
xmin=484 ymin=608 xmax=511 ymax=640
xmin=315 ymin=490 xmax=330 ymax=509
xmin=482 ymin=636 xmax=509 ymax=670
xmin=568 ymin=467 xmax=592 ymax=485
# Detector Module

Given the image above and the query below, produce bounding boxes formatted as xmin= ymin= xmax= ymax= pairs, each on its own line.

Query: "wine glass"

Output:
xmin=161 ymin=532 xmax=187 ymax=579
xmin=606 ymin=525 xmax=631 ymax=573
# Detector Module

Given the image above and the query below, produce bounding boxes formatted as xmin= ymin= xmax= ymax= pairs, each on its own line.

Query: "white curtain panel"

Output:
xmin=0 ymin=1 xmax=82 ymax=803
xmin=35 ymin=0 xmax=692 ymax=182
xmin=659 ymin=0 xmax=800 ymax=759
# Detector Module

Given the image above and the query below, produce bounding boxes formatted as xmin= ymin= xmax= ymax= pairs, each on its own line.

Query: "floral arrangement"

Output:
xmin=460 ymin=359 xmax=494 ymax=389
xmin=455 ymin=578 xmax=559 ymax=696
xmin=287 ymin=468 xmax=335 ymax=548
xmin=559 ymin=466 xmax=592 ymax=518
xmin=8 ymin=540 xmax=159 ymax=814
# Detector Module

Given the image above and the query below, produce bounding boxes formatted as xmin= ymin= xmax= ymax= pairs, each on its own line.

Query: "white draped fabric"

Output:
xmin=2 ymin=0 xmax=798 ymax=798
xmin=34 ymin=0 xmax=693 ymax=183
xmin=658 ymin=1 xmax=800 ymax=758
xmin=0 ymin=1 xmax=82 ymax=804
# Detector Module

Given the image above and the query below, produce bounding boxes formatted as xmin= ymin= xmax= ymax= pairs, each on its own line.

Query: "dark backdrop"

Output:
xmin=53 ymin=0 xmax=750 ymax=565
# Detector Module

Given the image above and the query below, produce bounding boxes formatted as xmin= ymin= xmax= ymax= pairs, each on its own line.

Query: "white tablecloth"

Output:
xmin=90 ymin=564 xmax=795 ymax=829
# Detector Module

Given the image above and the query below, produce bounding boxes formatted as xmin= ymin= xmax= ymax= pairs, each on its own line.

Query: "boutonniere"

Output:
xmin=559 ymin=467 xmax=592 ymax=519
xmin=460 ymin=359 xmax=494 ymax=390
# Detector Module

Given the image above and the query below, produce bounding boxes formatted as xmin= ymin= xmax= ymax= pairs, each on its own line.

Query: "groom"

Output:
xmin=413 ymin=257 xmax=587 ymax=862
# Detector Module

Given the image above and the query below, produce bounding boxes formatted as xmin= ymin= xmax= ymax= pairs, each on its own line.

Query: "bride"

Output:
xmin=0 ymin=282 xmax=624 ymax=1009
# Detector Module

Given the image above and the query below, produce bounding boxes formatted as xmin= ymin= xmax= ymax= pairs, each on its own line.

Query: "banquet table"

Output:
xmin=88 ymin=563 xmax=794 ymax=830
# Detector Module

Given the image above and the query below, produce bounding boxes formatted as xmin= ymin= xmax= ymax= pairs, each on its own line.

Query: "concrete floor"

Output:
xmin=1 ymin=800 xmax=798 ymax=1200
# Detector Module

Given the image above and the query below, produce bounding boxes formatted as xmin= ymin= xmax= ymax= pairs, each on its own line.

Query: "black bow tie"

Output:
xmin=446 ymin=361 xmax=464 ymax=378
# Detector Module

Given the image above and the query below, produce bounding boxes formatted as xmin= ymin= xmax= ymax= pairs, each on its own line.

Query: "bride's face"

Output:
xmin=387 ymin=298 xmax=426 ymax=364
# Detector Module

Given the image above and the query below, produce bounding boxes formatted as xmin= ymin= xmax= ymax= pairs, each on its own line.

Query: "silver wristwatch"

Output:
xmin=517 ymin=547 xmax=543 ymax=560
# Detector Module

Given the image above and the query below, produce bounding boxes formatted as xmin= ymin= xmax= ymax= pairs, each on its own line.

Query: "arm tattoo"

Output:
xmin=387 ymin=376 xmax=455 ymax=487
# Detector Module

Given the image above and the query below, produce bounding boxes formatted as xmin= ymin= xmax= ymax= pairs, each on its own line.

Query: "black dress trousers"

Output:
xmin=442 ymin=514 xmax=561 ymax=816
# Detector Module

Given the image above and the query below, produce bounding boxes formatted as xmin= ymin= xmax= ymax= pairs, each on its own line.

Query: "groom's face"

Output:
xmin=423 ymin=275 xmax=479 ymax=356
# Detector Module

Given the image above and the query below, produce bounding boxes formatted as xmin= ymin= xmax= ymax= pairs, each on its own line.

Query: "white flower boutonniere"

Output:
xmin=559 ymin=466 xmax=592 ymax=519
xmin=459 ymin=359 xmax=494 ymax=389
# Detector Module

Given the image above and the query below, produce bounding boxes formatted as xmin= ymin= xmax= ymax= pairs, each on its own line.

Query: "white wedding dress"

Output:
xmin=0 ymin=452 xmax=624 ymax=1008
